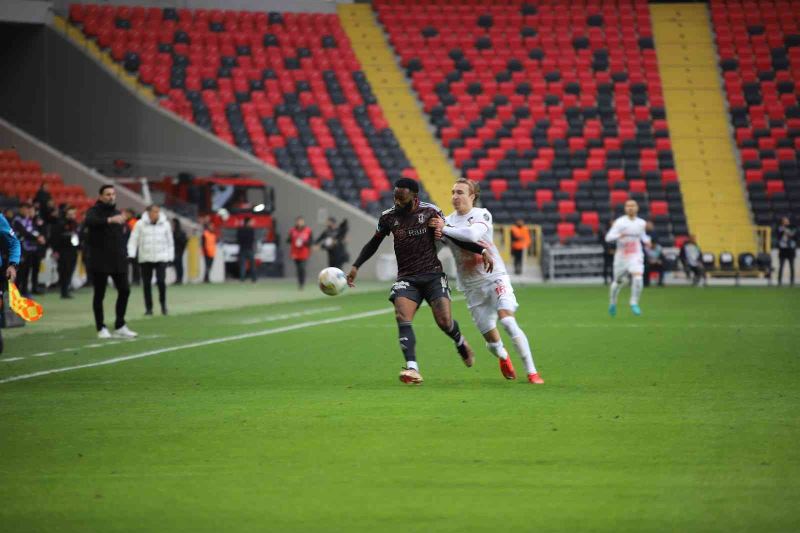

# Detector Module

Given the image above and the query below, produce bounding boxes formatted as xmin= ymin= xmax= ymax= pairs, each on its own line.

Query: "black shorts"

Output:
xmin=389 ymin=272 xmax=451 ymax=306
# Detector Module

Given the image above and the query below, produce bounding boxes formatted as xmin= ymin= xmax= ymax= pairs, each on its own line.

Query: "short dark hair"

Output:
xmin=243 ymin=217 xmax=252 ymax=225
xmin=394 ymin=178 xmax=419 ymax=193
xmin=146 ymin=204 xmax=159 ymax=212
xmin=20 ymin=202 xmax=32 ymax=208
xmin=99 ymin=184 xmax=114 ymax=195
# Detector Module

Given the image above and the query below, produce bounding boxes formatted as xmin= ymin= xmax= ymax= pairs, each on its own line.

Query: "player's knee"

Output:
xmin=434 ymin=315 xmax=451 ymax=330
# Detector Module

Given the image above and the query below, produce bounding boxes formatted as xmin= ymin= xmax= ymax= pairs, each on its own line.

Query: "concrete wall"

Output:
xmin=0 ymin=22 xmax=392 ymax=280
xmin=50 ymin=0 xmax=348 ymax=15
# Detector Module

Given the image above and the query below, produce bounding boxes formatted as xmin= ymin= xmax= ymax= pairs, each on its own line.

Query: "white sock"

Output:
xmin=610 ymin=276 xmax=625 ymax=305
xmin=499 ymin=316 xmax=536 ymax=374
xmin=406 ymin=361 xmax=418 ymax=371
xmin=486 ymin=340 xmax=509 ymax=360
xmin=631 ymin=276 xmax=643 ymax=305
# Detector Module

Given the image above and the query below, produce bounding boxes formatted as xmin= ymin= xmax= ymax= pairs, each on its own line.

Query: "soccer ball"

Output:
xmin=318 ymin=267 xmax=348 ymax=296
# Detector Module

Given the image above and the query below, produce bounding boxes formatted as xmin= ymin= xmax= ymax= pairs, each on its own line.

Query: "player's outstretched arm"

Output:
xmin=347 ymin=232 xmax=385 ymax=287
xmin=605 ymin=222 xmax=621 ymax=243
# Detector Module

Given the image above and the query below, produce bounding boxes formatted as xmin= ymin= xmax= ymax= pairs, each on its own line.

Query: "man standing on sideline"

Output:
xmin=237 ymin=217 xmax=257 ymax=282
xmin=0 ymin=212 xmax=21 ymax=354
xmin=12 ymin=203 xmax=45 ymax=296
xmin=85 ymin=185 xmax=137 ymax=339
xmin=201 ymin=219 xmax=217 ymax=283
xmin=128 ymin=205 xmax=174 ymax=316
xmin=288 ymin=216 xmax=312 ymax=289
xmin=509 ymin=219 xmax=530 ymax=276
xmin=51 ymin=206 xmax=81 ymax=299
xmin=171 ymin=218 xmax=187 ymax=284
xmin=315 ymin=217 xmax=346 ymax=269
xmin=776 ymin=216 xmax=796 ymax=286
xmin=680 ymin=234 xmax=706 ymax=287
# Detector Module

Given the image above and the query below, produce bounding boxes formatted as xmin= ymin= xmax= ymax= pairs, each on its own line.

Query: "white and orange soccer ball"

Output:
xmin=318 ymin=267 xmax=348 ymax=296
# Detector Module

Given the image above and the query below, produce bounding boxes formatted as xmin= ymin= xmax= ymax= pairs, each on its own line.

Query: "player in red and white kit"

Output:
xmin=346 ymin=178 xmax=493 ymax=385
xmin=430 ymin=179 xmax=544 ymax=384
xmin=605 ymin=199 xmax=651 ymax=317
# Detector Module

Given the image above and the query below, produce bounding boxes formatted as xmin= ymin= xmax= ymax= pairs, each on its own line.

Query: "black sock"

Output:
xmin=398 ymin=321 xmax=416 ymax=365
xmin=445 ymin=320 xmax=464 ymax=346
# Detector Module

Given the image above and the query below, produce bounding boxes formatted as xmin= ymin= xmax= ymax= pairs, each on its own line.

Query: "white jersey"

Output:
xmin=606 ymin=215 xmax=650 ymax=261
xmin=444 ymin=207 xmax=507 ymax=290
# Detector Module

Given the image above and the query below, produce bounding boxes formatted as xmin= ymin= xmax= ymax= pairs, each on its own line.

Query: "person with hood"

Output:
xmin=85 ymin=185 xmax=137 ymax=338
xmin=128 ymin=204 xmax=174 ymax=316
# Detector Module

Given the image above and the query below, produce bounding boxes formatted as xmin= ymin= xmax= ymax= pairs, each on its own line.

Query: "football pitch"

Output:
xmin=1 ymin=283 xmax=798 ymax=532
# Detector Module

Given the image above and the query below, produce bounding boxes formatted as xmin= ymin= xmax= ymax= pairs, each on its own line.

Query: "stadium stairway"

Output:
xmin=338 ymin=4 xmax=457 ymax=209
xmin=652 ymin=3 xmax=757 ymax=256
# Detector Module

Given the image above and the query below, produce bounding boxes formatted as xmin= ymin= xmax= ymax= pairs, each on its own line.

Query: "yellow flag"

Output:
xmin=8 ymin=282 xmax=43 ymax=322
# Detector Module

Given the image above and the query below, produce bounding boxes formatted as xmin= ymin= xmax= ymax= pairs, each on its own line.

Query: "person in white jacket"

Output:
xmin=128 ymin=205 xmax=174 ymax=315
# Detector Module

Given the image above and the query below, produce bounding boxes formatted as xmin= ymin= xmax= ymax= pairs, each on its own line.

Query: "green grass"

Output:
xmin=1 ymin=284 xmax=798 ymax=532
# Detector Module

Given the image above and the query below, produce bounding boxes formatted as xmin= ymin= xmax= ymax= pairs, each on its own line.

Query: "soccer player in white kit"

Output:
xmin=605 ymin=199 xmax=651 ymax=317
xmin=429 ymin=179 xmax=544 ymax=384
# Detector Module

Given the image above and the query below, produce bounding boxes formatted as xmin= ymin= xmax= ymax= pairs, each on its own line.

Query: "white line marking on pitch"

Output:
xmin=0 ymin=308 xmax=393 ymax=384
xmin=238 ymin=306 xmax=341 ymax=325
xmin=1 ymin=357 xmax=24 ymax=362
xmin=31 ymin=352 xmax=54 ymax=357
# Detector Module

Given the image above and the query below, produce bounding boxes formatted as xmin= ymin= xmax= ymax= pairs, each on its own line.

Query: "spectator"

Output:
xmin=171 ymin=218 xmax=187 ymax=285
xmin=30 ymin=203 xmax=48 ymax=294
xmin=85 ymin=185 xmax=137 ymax=339
xmin=123 ymin=208 xmax=140 ymax=285
xmin=33 ymin=183 xmax=52 ymax=209
xmin=600 ymin=221 xmax=615 ymax=285
xmin=236 ymin=217 xmax=257 ymax=282
xmin=776 ymin=216 xmax=796 ymax=286
xmin=128 ymin=205 xmax=174 ymax=316
xmin=287 ymin=216 xmax=312 ymax=289
xmin=315 ymin=217 xmax=347 ymax=269
xmin=12 ymin=203 xmax=45 ymax=296
xmin=645 ymin=238 xmax=665 ymax=287
xmin=51 ymin=206 xmax=81 ymax=299
xmin=201 ymin=220 xmax=217 ymax=283
xmin=680 ymin=234 xmax=706 ymax=287
xmin=509 ymin=219 xmax=531 ymax=275
xmin=0 ymin=212 xmax=21 ymax=354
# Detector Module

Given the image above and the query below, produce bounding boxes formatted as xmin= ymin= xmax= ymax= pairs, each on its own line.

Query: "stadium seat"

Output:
xmin=375 ymin=0 xmax=687 ymax=238
xmin=711 ymin=0 xmax=800 ymax=224
xmin=70 ymin=4 xmax=425 ymax=214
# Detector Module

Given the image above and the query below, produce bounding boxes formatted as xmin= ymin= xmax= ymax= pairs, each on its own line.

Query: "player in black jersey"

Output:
xmin=347 ymin=178 xmax=493 ymax=384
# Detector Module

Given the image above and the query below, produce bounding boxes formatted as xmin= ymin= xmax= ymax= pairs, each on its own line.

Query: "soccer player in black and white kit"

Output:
xmin=346 ymin=178 xmax=494 ymax=384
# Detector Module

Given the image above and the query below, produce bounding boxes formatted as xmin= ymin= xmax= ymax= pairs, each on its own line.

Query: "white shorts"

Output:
xmin=613 ymin=254 xmax=644 ymax=279
xmin=463 ymin=275 xmax=519 ymax=334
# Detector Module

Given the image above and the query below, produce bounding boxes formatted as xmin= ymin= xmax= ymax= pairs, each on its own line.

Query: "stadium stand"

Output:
xmin=374 ymin=0 xmax=688 ymax=245
xmin=67 ymin=4 xmax=426 ymax=218
xmin=711 ymin=0 xmax=800 ymax=243
xmin=0 ymin=149 xmax=92 ymax=213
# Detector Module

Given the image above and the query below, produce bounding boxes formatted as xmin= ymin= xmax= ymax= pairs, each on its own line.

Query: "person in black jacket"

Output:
xmin=314 ymin=217 xmax=348 ymax=269
xmin=236 ymin=217 xmax=257 ymax=282
xmin=85 ymin=185 xmax=137 ymax=339
xmin=51 ymin=206 xmax=80 ymax=299
xmin=776 ymin=216 xmax=796 ymax=286
xmin=171 ymin=218 xmax=187 ymax=285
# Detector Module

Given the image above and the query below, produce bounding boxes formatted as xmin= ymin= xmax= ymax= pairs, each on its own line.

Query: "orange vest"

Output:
xmin=202 ymin=229 xmax=217 ymax=258
xmin=510 ymin=225 xmax=531 ymax=251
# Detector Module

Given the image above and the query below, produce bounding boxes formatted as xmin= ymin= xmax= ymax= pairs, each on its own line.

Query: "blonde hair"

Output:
xmin=455 ymin=178 xmax=480 ymax=202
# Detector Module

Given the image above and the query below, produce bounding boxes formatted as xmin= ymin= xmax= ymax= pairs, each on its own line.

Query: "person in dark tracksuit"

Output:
xmin=0 ymin=213 xmax=21 ymax=354
xmin=51 ymin=206 xmax=81 ymax=299
xmin=85 ymin=185 xmax=137 ymax=339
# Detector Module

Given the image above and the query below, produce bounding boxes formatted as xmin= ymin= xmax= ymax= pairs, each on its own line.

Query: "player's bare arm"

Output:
xmin=347 ymin=231 xmax=385 ymax=287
